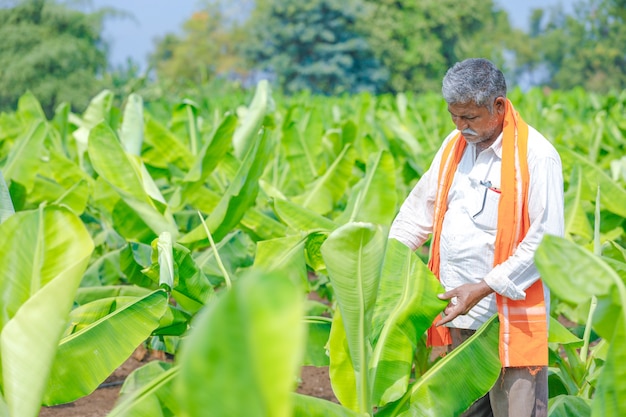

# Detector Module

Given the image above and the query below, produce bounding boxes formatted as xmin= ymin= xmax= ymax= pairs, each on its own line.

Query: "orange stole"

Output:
xmin=426 ymin=99 xmax=548 ymax=367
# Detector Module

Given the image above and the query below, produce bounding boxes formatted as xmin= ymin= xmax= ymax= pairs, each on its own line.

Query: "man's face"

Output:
xmin=447 ymin=98 xmax=505 ymax=150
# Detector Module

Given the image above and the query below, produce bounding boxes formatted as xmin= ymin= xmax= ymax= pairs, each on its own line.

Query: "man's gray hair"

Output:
xmin=442 ymin=58 xmax=507 ymax=109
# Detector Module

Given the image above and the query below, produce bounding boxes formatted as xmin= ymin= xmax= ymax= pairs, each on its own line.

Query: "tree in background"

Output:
xmin=516 ymin=0 xmax=626 ymax=92
xmin=0 ymin=0 xmax=109 ymax=115
xmin=359 ymin=0 xmax=516 ymax=93
xmin=242 ymin=0 xmax=388 ymax=95
xmin=150 ymin=0 xmax=248 ymax=92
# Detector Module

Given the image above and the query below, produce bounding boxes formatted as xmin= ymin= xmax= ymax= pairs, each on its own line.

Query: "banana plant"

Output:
xmin=292 ymin=223 xmax=501 ymax=417
xmin=106 ymin=263 xmax=306 ymax=417
xmin=536 ymin=183 xmax=626 ymax=417
xmin=0 ymin=205 xmax=94 ymax=417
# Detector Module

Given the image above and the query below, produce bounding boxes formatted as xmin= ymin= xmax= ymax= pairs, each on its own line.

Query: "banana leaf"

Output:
xmin=177 ymin=269 xmax=304 ymax=417
xmin=293 ymin=144 xmax=356 ymax=216
xmin=108 ymin=362 xmax=180 ymax=417
xmin=179 ymin=127 xmax=273 ymax=247
xmin=370 ymin=238 xmax=447 ymax=406
xmin=16 ymin=91 xmax=47 ymax=124
xmin=282 ymin=121 xmax=317 ymax=186
xmin=564 ymin=166 xmax=593 ymax=242
xmin=536 ymin=235 xmax=626 ymax=417
xmin=377 ymin=316 xmax=501 ymax=417
xmin=2 ymin=121 xmax=47 ymax=192
xmin=292 ymin=393 xmax=360 ymax=417
xmin=87 ymin=122 xmax=178 ymax=241
xmin=74 ymin=285 xmax=151 ymax=305
xmin=548 ymin=395 xmax=591 ymax=417
xmin=536 ymin=235 xmax=624 ymax=310
xmin=143 ymin=117 xmax=193 ymax=171
xmin=558 ymin=146 xmax=626 ymax=218
xmin=254 ymin=235 xmax=308 ymax=288
xmin=42 ymin=289 xmax=168 ymax=405
xmin=183 ymin=114 xmax=237 ymax=183
xmin=120 ymin=93 xmax=144 ymax=156
xmin=233 ymin=79 xmax=272 ymax=159
xmin=0 ymin=206 xmax=94 ymax=417
xmin=335 ymin=150 xmax=397 ymax=227
xmin=273 ymin=198 xmax=337 ymax=232
xmin=69 ymin=90 xmax=115 ymax=164
xmin=321 ymin=222 xmax=386 ymax=413
xmin=0 ymin=170 xmax=14 ymax=223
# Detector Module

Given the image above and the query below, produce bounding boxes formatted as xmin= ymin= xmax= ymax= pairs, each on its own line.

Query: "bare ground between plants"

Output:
xmin=38 ymin=346 xmax=337 ymax=417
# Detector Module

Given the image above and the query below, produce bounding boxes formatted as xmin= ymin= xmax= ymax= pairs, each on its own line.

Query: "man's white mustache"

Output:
xmin=462 ymin=129 xmax=478 ymax=136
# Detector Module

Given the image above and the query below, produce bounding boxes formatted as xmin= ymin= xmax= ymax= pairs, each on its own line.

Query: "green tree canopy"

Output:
xmin=0 ymin=0 xmax=110 ymax=115
xmin=517 ymin=0 xmax=626 ymax=92
xmin=360 ymin=0 xmax=516 ymax=93
xmin=149 ymin=1 xmax=247 ymax=92
xmin=242 ymin=0 xmax=388 ymax=95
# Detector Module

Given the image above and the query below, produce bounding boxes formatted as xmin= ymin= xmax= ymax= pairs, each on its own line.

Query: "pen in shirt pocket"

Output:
xmin=479 ymin=180 xmax=501 ymax=194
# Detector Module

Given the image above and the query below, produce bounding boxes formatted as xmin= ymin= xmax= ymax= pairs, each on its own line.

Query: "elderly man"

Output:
xmin=389 ymin=58 xmax=564 ymax=417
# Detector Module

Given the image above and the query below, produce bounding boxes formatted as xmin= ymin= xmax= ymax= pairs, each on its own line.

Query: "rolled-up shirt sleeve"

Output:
xmin=483 ymin=155 xmax=565 ymax=299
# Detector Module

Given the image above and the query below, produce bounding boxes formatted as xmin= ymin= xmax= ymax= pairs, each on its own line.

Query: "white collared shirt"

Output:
xmin=389 ymin=126 xmax=564 ymax=329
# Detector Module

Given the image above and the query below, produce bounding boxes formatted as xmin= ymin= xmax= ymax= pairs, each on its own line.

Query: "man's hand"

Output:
xmin=436 ymin=281 xmax=494 ymax=326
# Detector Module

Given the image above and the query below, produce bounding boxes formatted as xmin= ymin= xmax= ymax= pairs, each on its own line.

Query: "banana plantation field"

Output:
xmin=0 ymin=81 xmax=625 ymax=417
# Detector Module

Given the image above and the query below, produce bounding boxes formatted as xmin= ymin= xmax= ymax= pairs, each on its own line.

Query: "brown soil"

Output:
xmin=38 ymin=346 xmax=337 ymax=417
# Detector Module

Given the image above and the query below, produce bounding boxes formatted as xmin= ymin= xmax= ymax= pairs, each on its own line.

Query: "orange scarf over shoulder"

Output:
xmin=427 ymin=99 xmax=547 ymax=367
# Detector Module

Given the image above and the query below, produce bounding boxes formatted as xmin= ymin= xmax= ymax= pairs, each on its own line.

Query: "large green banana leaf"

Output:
xmin=177 ymin=270 xmax=304 ymax=417
xmin=335 ymin=150 xmax=397 ymax=226
xmin=183 ymin=114 xmax=237 ymax=183
xmin=120 ymin=93 xmax=144 ymax=156
xmin=327 ymin=310 xmax=358 ymax=410
xmin=535 ymin=235 xmax=625 ymax=319
xmin=107 ymin=361 xmax=180 ymax=417
xmin=535 ymin=235 xmax=626 ymax=417
xmin=558 ymin=146 xmax=626 ymax=218
xmin=2 ymin=121 xmax=47 ymax=192
xmin=292 ymin=393 xmax=360 ymax=417
xmin=232 ymin=79 xmax=272 ymax=159
xmin=69 ymin=90 xmax=114 ymax=165
xmin=15 ymin=91 xmax=47 ymax=124
xmin=548 ymin=395 xmax=591 ymax=417
xmin=321 ymin=222 xmax=386 ymax=413
xmin=43 ymin=289 xmax=169 ymax=405
xmin=377 ymin=315 xmax=501 ymax=417
xmin=88 ymin=122 xmax=178 ymax=241
xmin=293 ymin=144 xmax=356 ymax=216
xmin=564 ymin=166 xmax=593 ymax=241
xmin=179 ymin=126 xmax=273 ymax=247
xmin=254 ymin=235 xmax=308 ymax=288
xmin=29 ymin=174 xmax=89 ymax=216
xmin=0 ymin=170 xmax=14 ymax=223
xmin=370 ymin=238 xmax=447 ymax=406
xmin=143 ymin=117 xmax=193 ymax=172
xmin=0 ymin=206 xmax=94 ymax=417
xmin=273 ymin=198 xmax=337 ymax=232
xmin=282 ymin=121 xmax=317 ymax=186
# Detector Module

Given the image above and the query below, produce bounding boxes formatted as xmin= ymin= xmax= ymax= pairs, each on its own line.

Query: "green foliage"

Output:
xmin=243 ymin=0 xmax=388 ymax=94
xmin=0 ymin=82 xmax=624 ymax=416
xmin=150 ymin=1 xmax=248 ymax=92
xmin=359 ymin=0 xmax=516 ymax=93
xmin=0 ymin=0 xmax=109 ymax=115
xmin=517 ymin=0 xmax=626 ymax=92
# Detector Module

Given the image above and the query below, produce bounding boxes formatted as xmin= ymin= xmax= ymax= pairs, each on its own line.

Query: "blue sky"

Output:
xmin=90 ymin=0 xmax=574 ymax=70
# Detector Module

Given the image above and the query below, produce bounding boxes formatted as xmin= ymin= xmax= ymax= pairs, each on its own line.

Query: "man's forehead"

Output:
xmin=447 ymin=101 xmax=486 ymax=114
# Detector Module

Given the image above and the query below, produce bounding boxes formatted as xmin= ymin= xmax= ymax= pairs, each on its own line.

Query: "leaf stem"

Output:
xmin=197 ymin=211 xmax=232 ymax=290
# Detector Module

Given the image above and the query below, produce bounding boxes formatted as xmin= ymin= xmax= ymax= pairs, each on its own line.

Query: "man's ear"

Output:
xmin=494 ymin=97 xmax=506 ymax=114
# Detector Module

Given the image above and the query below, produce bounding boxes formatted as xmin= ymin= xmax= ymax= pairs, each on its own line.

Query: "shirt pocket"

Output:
xmin=471 ymin=188 xmax=500 ymax=231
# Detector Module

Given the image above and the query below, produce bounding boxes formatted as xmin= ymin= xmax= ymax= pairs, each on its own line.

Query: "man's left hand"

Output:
xmin=436 ymin=281 xmax=494 ymax=326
